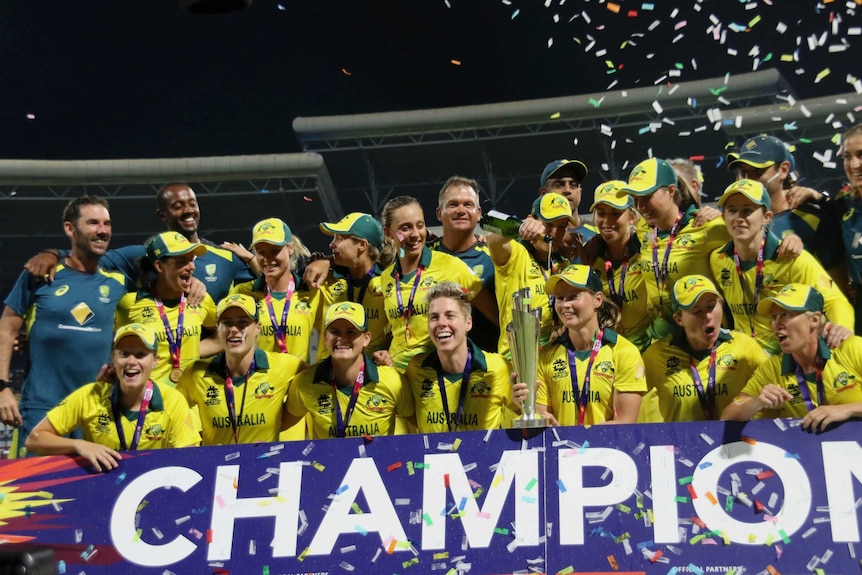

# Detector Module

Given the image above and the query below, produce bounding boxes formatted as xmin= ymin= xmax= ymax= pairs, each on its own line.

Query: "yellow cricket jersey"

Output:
xmin=495 ymin=240 xmax=569 ymax=358
xmin=230 ymin=274 xmax=321 ymax=363
xmin=404 ymin=340 xmax=513 ymax=433
xmin=47 ymin=380 xmax=199 ymax=450
xmin=641 ymin=329 xmax=767 ymax=423
xmin=115 ymin=291 xmax=217 ymax=387
xmin=710 ymin=234 xmax=854 ymax=355
xmin=381 ymin=247 xmax=482 ymax=370
xmin=739 ymin=335 xmax=862 ymax=419
xmin=176 ymin=348 xmax=304 ymax=445
xmin=588 ymin=235 xmax=651 ymax=351
xmin=536 ymin=329 xmax=647 ymax=425
xmin=636 ymin=206 xmax=730 ymax=326
xmin=316 ymin=265 xmax=389 ymax=360
xmin=287 ymin=354 xmax=411 ymax=439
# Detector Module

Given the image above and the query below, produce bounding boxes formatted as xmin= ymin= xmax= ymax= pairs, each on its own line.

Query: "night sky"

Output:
xmin=0 ymin=1 xmax=858 ymax=161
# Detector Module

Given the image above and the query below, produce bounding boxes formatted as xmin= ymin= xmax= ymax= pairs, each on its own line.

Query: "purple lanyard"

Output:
xmin=689 ymin=347 xmax=717 ymax=420
xmin=732 ymin=231 xmax=766 ymax=338
xmin=331 ymin=361 xmax=366 ymax=438
xmin=155 ymin=294 xmax=186 ymax=369
xmin=264 ymin=279 xmax=295 ymax=354
xmin=436 ymin=350 xmax=473 ymax=432
xmin=651 ymin=212 xmax=682 ymax=308
xmin=224 ymin=359 xmax=255 ymax=444
xmin=347 ymin=271 xmax=373 ymax=304
xmin=113 ymin=380 xmax=154 ymax=451
xmin=395 ymin=265 xmax=424 ymax=341
xmin=566 ymin=329 xmax=604 ymax=425
xmin=604 ymin=257 xmax=628 ymax=307
xmin=795 ymin=363 xmax=826 ymax=411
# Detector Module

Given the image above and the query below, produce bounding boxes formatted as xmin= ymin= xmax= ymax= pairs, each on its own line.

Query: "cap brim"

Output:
xmin=590 ymin=198 xmax=630 ymax=211
xmin=676 ymin=288 xmax=720 ymax=311
xmin=726 ymin=155 xmax=775 ymax=170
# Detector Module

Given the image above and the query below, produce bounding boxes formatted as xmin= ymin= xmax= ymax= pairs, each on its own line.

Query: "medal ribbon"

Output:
xmin=114 ymin=380 xmax=154 ymax=451
xmin=155 ymin=294 xmax=186 ymax=370
xmin=651 ymin=212 xmax=682 ymax=308
xmin=732 ymin=231 xmax=766 ymax=338
xmin=795 ymin=362 xmax=826 ymax=412
xmin=395 ymin=265 xmax=424 ymax=341
xmin=264 ymin=279 xmax=295 ymax=353
xmin=436 ymin=350 xmax=473 ymax=432
xmin=331 ymin=360 xmax=366 ymax=438
xmin=566 ymin=328 xmax=604 ymax=426
xmin=224 ymin=359 xmax=255 ymax=444
xmin=604 ymin=257 xmax=628 ymax=307
xmin=688 ymin=347 xmax=718 ymax=420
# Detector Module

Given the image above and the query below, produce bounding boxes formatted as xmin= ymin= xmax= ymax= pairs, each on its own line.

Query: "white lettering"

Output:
xmin=110 ymin=466 xmax=201 ymax=566
xmin=822 ymin=441 xmax=862 ymax=542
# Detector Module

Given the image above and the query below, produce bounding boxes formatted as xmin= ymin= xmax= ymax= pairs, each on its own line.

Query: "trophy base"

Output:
xmin=511 ymin=416 xmax=550 ymax=429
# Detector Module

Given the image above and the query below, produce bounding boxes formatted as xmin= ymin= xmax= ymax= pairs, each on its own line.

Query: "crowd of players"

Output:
xmin=2 ymin=125 xmax=862 ymax=470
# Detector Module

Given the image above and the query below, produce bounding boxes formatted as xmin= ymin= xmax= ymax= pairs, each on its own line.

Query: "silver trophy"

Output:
xmin=509 ymin=288 xmax=548 ymax=428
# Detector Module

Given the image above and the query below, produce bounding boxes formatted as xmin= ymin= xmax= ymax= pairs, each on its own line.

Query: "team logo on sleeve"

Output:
xmin=99 ymin=285 xmax=111 ymax=303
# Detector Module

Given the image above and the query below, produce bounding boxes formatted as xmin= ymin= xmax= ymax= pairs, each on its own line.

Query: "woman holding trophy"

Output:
xmin=517 ymin=264 xmax=647 ymax=426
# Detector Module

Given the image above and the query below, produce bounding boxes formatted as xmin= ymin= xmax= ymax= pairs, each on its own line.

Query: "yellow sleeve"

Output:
xmin=46 ymin=385 xmax=92 ymax=437
xmin=162 ymin=386 xmax=201 ymax=448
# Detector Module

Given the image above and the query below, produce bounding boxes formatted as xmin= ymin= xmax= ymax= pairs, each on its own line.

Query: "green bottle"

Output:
xmin=479 ymin=210 xmax=523 ymax=239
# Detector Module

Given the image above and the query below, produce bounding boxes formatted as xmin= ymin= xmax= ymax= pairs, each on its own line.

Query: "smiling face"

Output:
xmin=722 ymin=195 xmax=770 ymax=246
xmin=385 ymin=204 xmax=427 ymax=259
xmin=65 ymin=204 xmax=112 ymax=261
xmin=633 ymin=186 xmax=677 ymax=229
xmin=155 ymin=253 xmax=196 ymax=294
xmin=554 ymin=282 xmax=601 ymax=329
xmin=112 ymin=336 xmax=157 ymax=390
xmin=325 ymin=318 xmax=370 ymax=361
xmin=437 ymin=184 xmax=481 ymax=234
xmin=769 ymin=304 xmax=820 ymax=355
xmin=674 ymin=293 xmax=723 ymax=351
xmin=157 ymin=185 xmax=200 ymax=238
xmin=254 ymin=242 xmax=292 ymax=283
xmin=593 ymin=205 xmax=636 ymax=245
xmin=427 ymin=296 xmax=472 ymax=353
xmin=844 ymin=134 xmax=862 ymax=192
xmin=217 ymin=307 xmax=259 ymax=356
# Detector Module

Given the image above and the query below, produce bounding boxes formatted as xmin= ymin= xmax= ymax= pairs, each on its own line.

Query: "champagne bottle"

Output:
xmin=479 ymin=210 xmax=523 ymax=239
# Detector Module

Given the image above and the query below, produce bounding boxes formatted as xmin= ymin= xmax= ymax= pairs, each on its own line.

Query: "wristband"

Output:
xmin=0 ymin=380 xmax=11 ymax=393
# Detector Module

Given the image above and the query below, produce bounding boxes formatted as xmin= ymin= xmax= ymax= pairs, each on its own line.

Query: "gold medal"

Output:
xmin=169 ymin=368 xmax=183 ymax=383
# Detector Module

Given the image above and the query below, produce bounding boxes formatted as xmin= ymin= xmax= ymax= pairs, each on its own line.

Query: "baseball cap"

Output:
xmin=251 ymin=218 xmax=292 ymax=249
xmin=671 ymin=275 xmax=721 ymax=312
xmin=531 ymin=193 xmax=576 ymax=223
xmin=541 ymin=159 xmax=588 ymax=186
xmin=590 ymin=180 xmax=633 ymax=212
xmin=320 ymin=213 xmax=384 ymax=250
xmin=324 ymin=302 xmax=367 ymax=331
xmin=146 ymin=232 xmax=207 ymax=261
xmin=726 ymin=135 xmax=789 ymax=170
xmin=717 ymin=179 xmax=772 ymax=211
xmin=756 ymin=284 xmax=824 ymax=316
xmin=622 ymin=158 xmax=679 ymax=196
xmin=114 ymin=323 xmax=158 ymax=351
xmin=545 ymin=264 xmax=603 ymax=294
xmin=216 ymin=293 xmax=259 ymax=321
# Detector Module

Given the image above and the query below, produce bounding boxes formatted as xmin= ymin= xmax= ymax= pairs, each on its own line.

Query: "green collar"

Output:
xmin=312 ymin=352 xmax=381 ymax=385
xmin=332 ymin=264 xmax=382 ymax=282
xmin=780 ymin=337 xmax=832 ymax=375
xmin=420 ymin=338 xmax=489 ymax=373
xmin=718 ymin=230 xmax=781 ymax=260
xmin=251 ymin=271 xmax=305 ymax=296
xmin=390 ymin=246 xmax=433 ymax=278
xmin=553 ymin=327 xmax=619 ymax=349
xmin=206 ymin=348 xmax=271 ymax=382
xmin=670 ymin=327 xmax=733 ymax=361
xmin=111 ymin=380 xmax=165 ymax=421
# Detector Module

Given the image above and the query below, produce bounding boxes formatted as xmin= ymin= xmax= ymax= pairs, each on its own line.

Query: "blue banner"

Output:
xmin=0 ymin=419 xmax=860 ymax=574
